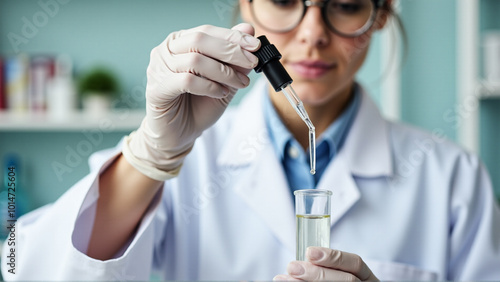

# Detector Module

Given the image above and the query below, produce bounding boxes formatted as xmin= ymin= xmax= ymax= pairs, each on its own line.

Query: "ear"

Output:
xmin=239 ymin=0 xmax=252 ymax=23
xmin=374 ymin=0 xmax=393 ymax=30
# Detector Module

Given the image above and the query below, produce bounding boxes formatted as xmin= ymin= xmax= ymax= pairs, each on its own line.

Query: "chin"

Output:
xmin=291 ymin=82 xmax=336 ymax=106
xmin=292 ymin=72 xmax=354 ymax=103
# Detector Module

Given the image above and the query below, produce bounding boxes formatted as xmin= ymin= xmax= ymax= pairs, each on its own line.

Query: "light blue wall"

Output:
xmin=399 ymin=0 xmax=457 ymax=141
xmin=356 ymin=32 xmax=383 ymax=106
xmin=1 ymin=0 xmax=498 ymax=211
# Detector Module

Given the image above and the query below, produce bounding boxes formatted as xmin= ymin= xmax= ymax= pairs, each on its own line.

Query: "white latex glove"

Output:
xmin=273 ymin=247 xmax=379 ymax=281
xmin=122 ymin=24 xmax=260 ymax=181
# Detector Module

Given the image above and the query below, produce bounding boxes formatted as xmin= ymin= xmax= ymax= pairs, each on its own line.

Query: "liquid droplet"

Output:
xmin=310 ymin=169 xmax=316 ymax=175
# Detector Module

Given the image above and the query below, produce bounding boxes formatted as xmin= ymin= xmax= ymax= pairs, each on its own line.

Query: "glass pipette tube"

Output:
xmin=251 ymin=35 xmax=316 ymax=175
xmin=280 ymin=84 xmax=316 ymax=175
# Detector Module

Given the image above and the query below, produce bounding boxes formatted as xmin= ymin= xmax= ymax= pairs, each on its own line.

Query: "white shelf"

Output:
xmin=479 ymin=82 xmax=500 ymax=99
xmin=0 ymin=109 xmax=145 ymax=132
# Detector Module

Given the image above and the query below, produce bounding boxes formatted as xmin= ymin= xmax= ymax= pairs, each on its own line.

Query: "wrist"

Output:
xmin=122 ymin=130 xmax=189 ymax=181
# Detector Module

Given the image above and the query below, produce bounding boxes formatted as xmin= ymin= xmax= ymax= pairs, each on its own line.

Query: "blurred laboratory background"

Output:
xmin=0 ymin=0 xmax=499 ymax=215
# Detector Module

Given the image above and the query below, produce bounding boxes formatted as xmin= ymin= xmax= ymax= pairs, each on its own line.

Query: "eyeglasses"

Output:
xmin=248 ymin=0 xmax=386 ymax=37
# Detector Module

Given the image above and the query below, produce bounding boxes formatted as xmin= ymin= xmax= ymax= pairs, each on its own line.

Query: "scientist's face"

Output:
xmin=240 ymin=0 xmax=390 ymax=106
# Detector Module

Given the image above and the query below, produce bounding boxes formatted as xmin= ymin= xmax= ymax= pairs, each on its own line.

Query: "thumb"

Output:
xmin=232 ymin=22 xmax=255 ymax=37
xmin=230 ymin=23 xmax=260 ymax=75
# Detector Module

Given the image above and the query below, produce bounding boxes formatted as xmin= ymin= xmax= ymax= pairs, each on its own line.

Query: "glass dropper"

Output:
xmin=280 ymin=85 xmax=316 ymax=175
xmin=253 ymin=36 xmax=316 ymax=175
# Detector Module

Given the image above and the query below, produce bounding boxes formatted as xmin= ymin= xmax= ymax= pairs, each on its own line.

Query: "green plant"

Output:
xmin=78 ymin=67 xmax=119 ymax=97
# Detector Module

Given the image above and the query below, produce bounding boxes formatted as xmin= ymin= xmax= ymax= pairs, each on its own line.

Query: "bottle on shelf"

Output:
xmin=46 ymin=54 xmax=77 ymax=118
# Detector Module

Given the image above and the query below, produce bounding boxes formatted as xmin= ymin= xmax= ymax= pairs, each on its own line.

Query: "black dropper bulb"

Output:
xmin=253 ymin=35 xmax=293 ymax=92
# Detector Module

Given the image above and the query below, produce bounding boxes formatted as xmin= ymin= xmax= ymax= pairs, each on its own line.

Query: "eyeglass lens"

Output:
xmin=251 ymin=0 xmax=377 ymax=36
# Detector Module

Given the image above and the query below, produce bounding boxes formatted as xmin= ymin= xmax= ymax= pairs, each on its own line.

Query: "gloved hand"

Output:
xmin=273 ymin=247 xmax=379 ymax=281
xmin=122 ymin=23 xmax=261 ymax=181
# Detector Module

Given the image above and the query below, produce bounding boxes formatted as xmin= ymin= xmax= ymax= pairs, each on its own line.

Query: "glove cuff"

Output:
xmin=122 ymin=132 xmax=182 ymax=181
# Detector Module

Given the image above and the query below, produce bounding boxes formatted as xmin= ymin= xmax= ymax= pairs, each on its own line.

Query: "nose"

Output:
xmin=295 ymin=3 xmax=330 ymax=48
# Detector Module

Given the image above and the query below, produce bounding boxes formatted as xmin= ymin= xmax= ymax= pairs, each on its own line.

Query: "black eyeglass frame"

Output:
xmin=248 ymin=0 xmax=387 ymax=38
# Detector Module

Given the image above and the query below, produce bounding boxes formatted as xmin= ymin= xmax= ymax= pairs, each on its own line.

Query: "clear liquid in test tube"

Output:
xmin=294 ymin=189 xmax=332 ymax=261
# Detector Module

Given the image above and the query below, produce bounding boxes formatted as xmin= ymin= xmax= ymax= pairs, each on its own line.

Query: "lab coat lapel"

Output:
xmin=232 ymin=146 xmax=296 ymax=253
xmin=218 ymin=79 xmax=296 ymax=252
xmin=316 ymin=154 xmax=360 ymax=227
xmin=342 ymin=86 xmax=393 ymax=177
xmin=316 ymin=86 xmax=393 ymax=226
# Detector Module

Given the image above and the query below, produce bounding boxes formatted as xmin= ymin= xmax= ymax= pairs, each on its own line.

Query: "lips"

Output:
xmin=288 ymin=60 xmax=336 ymax=79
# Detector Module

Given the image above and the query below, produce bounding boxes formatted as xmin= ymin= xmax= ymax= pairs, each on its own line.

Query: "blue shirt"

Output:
xmin=264 ymin=84 xmax=361 ymax=192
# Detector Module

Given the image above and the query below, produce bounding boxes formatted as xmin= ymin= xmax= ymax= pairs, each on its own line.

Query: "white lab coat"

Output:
xmin=3 ymin=79 xmax=500 ymax=281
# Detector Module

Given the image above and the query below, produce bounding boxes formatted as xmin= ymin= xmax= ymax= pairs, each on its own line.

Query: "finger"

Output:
xmin=147 ymin=70 xmax=231 ymax=101
xmin=167 ymin=24 xmax=260 ymax=69
xmin=179 ymin=24 xmax=260 ymax=51
xmin=287 ymin=261 xmax=361 ymax=282
xmin=273 ymin=274 xmax=303 ymax=281
xmin=167 ymin=52 xmax=250 ymax=89
xmin=168 ymin=31 xmax=259 ymax=70
xmin=231 ymin=23 xmax=256 ymax=39
xmin=228 ymin=24 xmax=260 ymax=76
xmin=230 ymin=64 xmax=254 ymax=76
xmin=307 ymin=247 xmax=378 ymax=281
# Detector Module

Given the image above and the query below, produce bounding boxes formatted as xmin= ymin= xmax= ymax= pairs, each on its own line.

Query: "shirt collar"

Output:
xmin=264 ymin=83 xmax=361 ymax=162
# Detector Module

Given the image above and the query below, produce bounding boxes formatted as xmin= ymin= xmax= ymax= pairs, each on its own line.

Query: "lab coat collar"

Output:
xmin=341 ymin=85 xmax=393 ymax=177
xmin=217 ymin=79 xmax=393 ymax=252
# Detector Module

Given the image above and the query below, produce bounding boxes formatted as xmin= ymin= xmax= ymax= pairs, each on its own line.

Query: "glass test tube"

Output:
xmin=294 ymin=189 xmax=332 ymax=261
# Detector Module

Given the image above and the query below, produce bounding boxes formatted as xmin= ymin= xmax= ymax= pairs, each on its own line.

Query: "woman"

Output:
xmin=4 ymin=0 xmax=500 ymax=280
